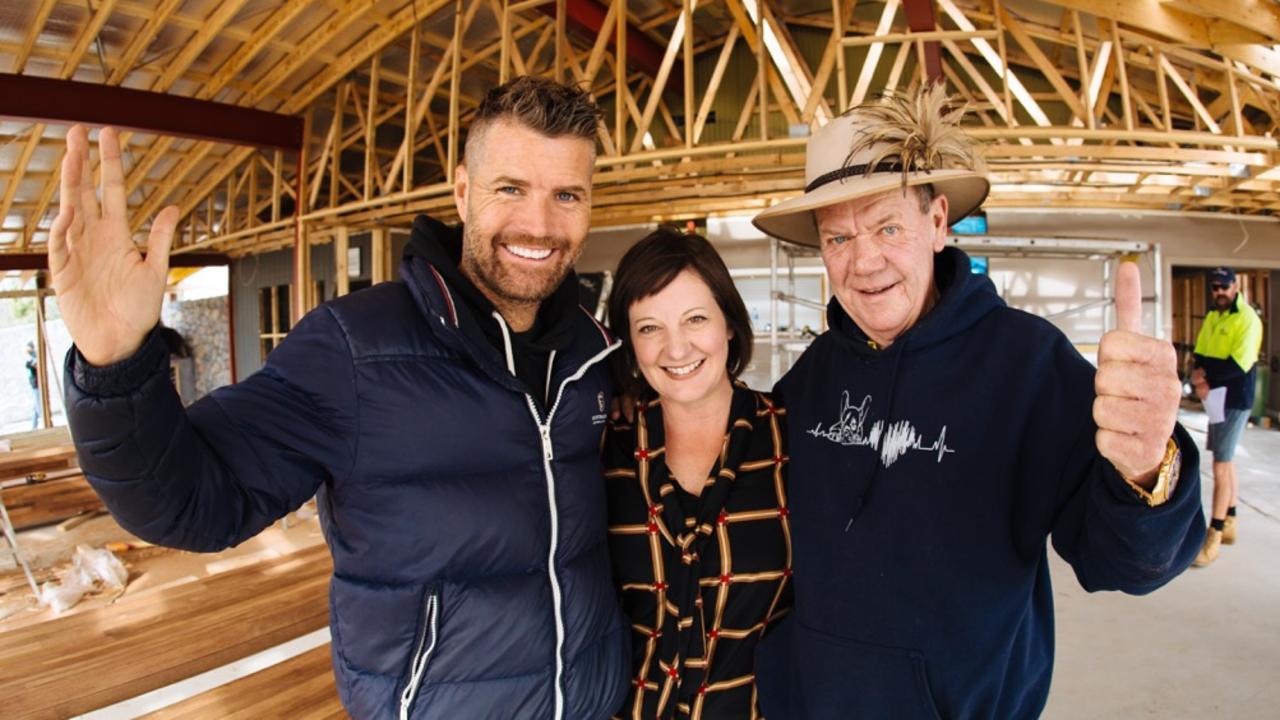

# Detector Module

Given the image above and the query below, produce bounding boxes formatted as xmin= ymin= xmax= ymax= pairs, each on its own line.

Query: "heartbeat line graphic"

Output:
xmin=806 ymin=391 xmax=955 ymax=467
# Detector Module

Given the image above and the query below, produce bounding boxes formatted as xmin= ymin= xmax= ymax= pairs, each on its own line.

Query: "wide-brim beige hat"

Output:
xmin=753 ymin=103 xmax=990 ymax=247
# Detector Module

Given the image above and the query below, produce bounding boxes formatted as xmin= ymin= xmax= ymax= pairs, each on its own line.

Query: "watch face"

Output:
xmin=1164 ymin=448 xmax=1181 ymax=499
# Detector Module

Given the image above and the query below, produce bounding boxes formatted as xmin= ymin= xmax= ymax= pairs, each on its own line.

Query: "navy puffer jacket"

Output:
xmin=65 ymin=249 xmax=630 ymax=718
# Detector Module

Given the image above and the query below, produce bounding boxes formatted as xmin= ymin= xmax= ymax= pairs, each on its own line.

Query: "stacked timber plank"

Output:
xmin=0 ymin=543 xmax=332 ymax=719
xmin=1 ymin=473 xmax=103 ymax=531
xmin=0 ymin=427 xmax=78 ymax=480
xmin=142 ymin=645 xmax=345 ymax=719
xmin=0 ymin=427 xmax=102 ymax=530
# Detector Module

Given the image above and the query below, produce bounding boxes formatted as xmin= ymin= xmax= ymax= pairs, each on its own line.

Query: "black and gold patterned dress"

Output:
xmin=604 ymin=384 xmax=792 ymax=719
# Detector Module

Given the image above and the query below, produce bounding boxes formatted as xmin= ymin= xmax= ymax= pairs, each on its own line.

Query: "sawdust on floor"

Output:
xmin=0 ymin=504 xmax=325 ymax=630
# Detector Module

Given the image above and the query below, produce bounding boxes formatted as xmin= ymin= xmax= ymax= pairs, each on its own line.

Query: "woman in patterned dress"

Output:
xmin=604 ymin=229 xmax=792 ymax=719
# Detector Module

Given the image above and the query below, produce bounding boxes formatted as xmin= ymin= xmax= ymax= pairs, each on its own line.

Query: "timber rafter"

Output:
xmin=3 ymin=0 xmax=1280 ymax=263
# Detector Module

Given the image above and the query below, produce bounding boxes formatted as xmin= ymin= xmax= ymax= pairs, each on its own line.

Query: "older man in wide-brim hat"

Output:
xmin=750 ymin=85 xmax=1205 ymax=719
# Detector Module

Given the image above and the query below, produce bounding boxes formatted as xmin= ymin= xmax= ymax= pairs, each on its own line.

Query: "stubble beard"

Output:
xmin=460 ymin=224 xmax=578 ymax=309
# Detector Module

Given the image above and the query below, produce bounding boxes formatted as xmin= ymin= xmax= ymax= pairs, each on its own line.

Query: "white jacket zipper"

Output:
xmin=495 ymin=312 xmax=619 ymax=720
xmin=398 ymin=591 xmax=440 ymax=720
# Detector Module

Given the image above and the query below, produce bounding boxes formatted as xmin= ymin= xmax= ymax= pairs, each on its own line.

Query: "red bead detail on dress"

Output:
xmin=647 ymin=522 xmax=659 ymax=534
xmin=719 ymin=574 xmax=732 ymax=585
xmin=717 ymin=511 xmax=728 ymax=526
xmin=654 ymin=581 xmax=668 ymax=592
xmin=783 ymin=567 xmax=793 ymax=577
xmin=667 ymin=666 xmax=680 ymax=678
xmin=635 ymin=449 xmax=650 ymax=460
xmin=649 ymin=504 xmax=661 ymax=516
xmin=778 ymin=506 xmax=790 ymax=517
xmin=708 ymin=628 xmax=720 ymax=639
xmin=698 ymin=684 xmax=709 ymax=696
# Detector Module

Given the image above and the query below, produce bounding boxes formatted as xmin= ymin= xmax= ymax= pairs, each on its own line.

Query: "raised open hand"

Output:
xmin=47 ymin=126 xmax=180 ymax=366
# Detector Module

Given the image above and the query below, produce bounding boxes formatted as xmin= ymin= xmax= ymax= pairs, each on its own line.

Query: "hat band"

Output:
xmin=805 ymin=161 xmax=906 ymax=193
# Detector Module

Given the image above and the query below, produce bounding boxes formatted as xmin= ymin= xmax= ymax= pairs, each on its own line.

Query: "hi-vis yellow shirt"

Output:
xmin=1194 ymin=297 xmax=1262 ymax=372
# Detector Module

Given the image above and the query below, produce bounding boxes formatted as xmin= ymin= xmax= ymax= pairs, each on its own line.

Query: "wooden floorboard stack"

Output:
xmin=0 ymin=543 xmax=332 ymax=719
xmin=0 ymin=428 xmax=78 ymax=480
xmin=1 ymin=474 xmax=104 ymax=530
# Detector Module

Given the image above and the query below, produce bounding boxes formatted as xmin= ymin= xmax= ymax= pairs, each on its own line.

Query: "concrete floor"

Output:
xmin=1044 ymin=410 xmax=1280 ymax=719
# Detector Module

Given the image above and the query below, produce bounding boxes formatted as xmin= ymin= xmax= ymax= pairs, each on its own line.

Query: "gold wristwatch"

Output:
xmin=1124 ymin=437 xmax=1181 ymax=507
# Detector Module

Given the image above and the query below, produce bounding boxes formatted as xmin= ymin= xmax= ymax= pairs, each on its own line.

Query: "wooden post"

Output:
xmin=757 ymin=0 xmax=767 ymax=140
xmin=371 ymin=227 xmax=389 ymax=284
xmin=555 ymin=0 xmax=566 ymax=81
xmin=683 ymin=0 xmax=694 ymax=149
xmin=224 ymin=174 xmax=234 ymax=234
xmin=852 ymin=0 xmax=898 ymax=108
xmin=329 ymin=83 xmax=347 ymax=208
xmin=271 ymin=150 xmax=282 ymax=222
xmin=1073 ymin=10 xmax=1094 ymax=130
xmin=615 ymin=0 xmax=626 ymax=153
xmin=1110 ymin=21 xmax=1133 ymax=132
xmin=834 ymin=0 xmax=847 ymax=113
xmin=993 ymin=0 xmax=1012 ymax=125
xmin=335 ymin=226 xmax=350 ymax=297
xmin=501 ymin=0 xmax=510 ymax=84
xmin=404 ymin=24 xmax=420 ymax=193
xmin=448 ymin=0 xmax=462 ymax=180
xmin=694 ymin=25 xmax=738 ymax=144
xmin=248 ymin=154 xmax=259 ymax=228
xmin=365 ymin=53 xmax=380 ymax=200
xmin=33 ymin=275 xmax=51 ymax=429
xmin=291 ymin=109 xmax=311 ymax=326
xmin=1224 ymin=56 xmax=1243 ymax=137
xmin=1157 ymin=47 xmax=1167 ymax=132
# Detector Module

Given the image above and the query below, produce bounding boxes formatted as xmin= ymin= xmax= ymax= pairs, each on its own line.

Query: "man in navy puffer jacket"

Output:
xmin=48 ymin=77 xmax=629 ymax=719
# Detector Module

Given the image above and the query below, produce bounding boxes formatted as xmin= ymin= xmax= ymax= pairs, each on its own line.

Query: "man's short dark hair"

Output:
xmin=465 ymin=76 xmax=601 ymax=161
xmin=608 ymin=228 xmax=754 ymax=399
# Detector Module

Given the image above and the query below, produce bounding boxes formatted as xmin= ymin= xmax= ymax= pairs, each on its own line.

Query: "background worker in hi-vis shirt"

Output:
xmin=1192 ymin=266 xmax=1264 ymax=567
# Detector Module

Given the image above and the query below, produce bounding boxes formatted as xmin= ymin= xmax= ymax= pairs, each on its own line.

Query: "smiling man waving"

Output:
xmin=53 ymin=77 xmax=628 ymax=720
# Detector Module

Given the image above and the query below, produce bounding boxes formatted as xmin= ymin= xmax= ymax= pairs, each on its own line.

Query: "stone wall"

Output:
xmin=162 ymin=296 xmax=231 ymax=402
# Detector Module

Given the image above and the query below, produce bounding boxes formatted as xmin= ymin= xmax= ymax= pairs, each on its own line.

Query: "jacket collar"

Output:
xmin=399 ymin=215 xmax=617 ymax=396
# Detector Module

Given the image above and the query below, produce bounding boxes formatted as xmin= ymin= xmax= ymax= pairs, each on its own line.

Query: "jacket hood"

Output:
xmin=827 ymin=246 xmax=1004 ymax=356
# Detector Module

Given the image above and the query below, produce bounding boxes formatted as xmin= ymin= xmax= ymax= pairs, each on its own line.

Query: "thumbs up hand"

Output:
xmin=1094 ymin=262 xmax=1181 ymax=488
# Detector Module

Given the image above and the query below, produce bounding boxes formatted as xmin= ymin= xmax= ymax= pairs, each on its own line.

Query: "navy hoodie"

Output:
xmin=756 ymin=247 xmax=1204 ymax=719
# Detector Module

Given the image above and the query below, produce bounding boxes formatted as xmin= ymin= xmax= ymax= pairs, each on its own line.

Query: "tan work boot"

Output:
xmin=1222 ymin=515 xmax=1237 ymax=545
xmin=1194 ymin=528 xmax=1222 ymax=567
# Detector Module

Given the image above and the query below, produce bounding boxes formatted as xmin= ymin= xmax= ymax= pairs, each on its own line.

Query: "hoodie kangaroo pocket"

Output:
xmin=793 ymin=620 xmax=942 ymax=720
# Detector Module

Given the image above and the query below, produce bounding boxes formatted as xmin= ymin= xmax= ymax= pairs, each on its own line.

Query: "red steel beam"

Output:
xmin=538 ymin=0 xmax=674 ymax=88
xmin=903 ymin=0 xmax=943 ymax=83
xmin=0 ymin=74 xmax=303 ymax=151
xmin=0 ymin=253 xmax=230 ymax=271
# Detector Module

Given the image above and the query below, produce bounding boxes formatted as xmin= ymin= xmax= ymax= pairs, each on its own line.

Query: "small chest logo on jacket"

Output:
xmin=806 ymin=390 xmax=955 ymax=467
xmin=592 ymin=391 xmax=608 ymax=425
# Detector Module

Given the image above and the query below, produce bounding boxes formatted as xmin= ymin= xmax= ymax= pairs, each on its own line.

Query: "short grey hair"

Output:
xmin=912 ymin=183 xmax=936 ymax=213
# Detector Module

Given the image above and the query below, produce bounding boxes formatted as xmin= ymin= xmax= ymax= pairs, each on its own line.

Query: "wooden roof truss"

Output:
xmin=2 ymin=0 xmax=1280 ymax=265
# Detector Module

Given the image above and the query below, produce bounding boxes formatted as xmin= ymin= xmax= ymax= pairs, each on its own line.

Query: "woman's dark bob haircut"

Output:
xmin=608 ymin=228 xmax=753 ymax=399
